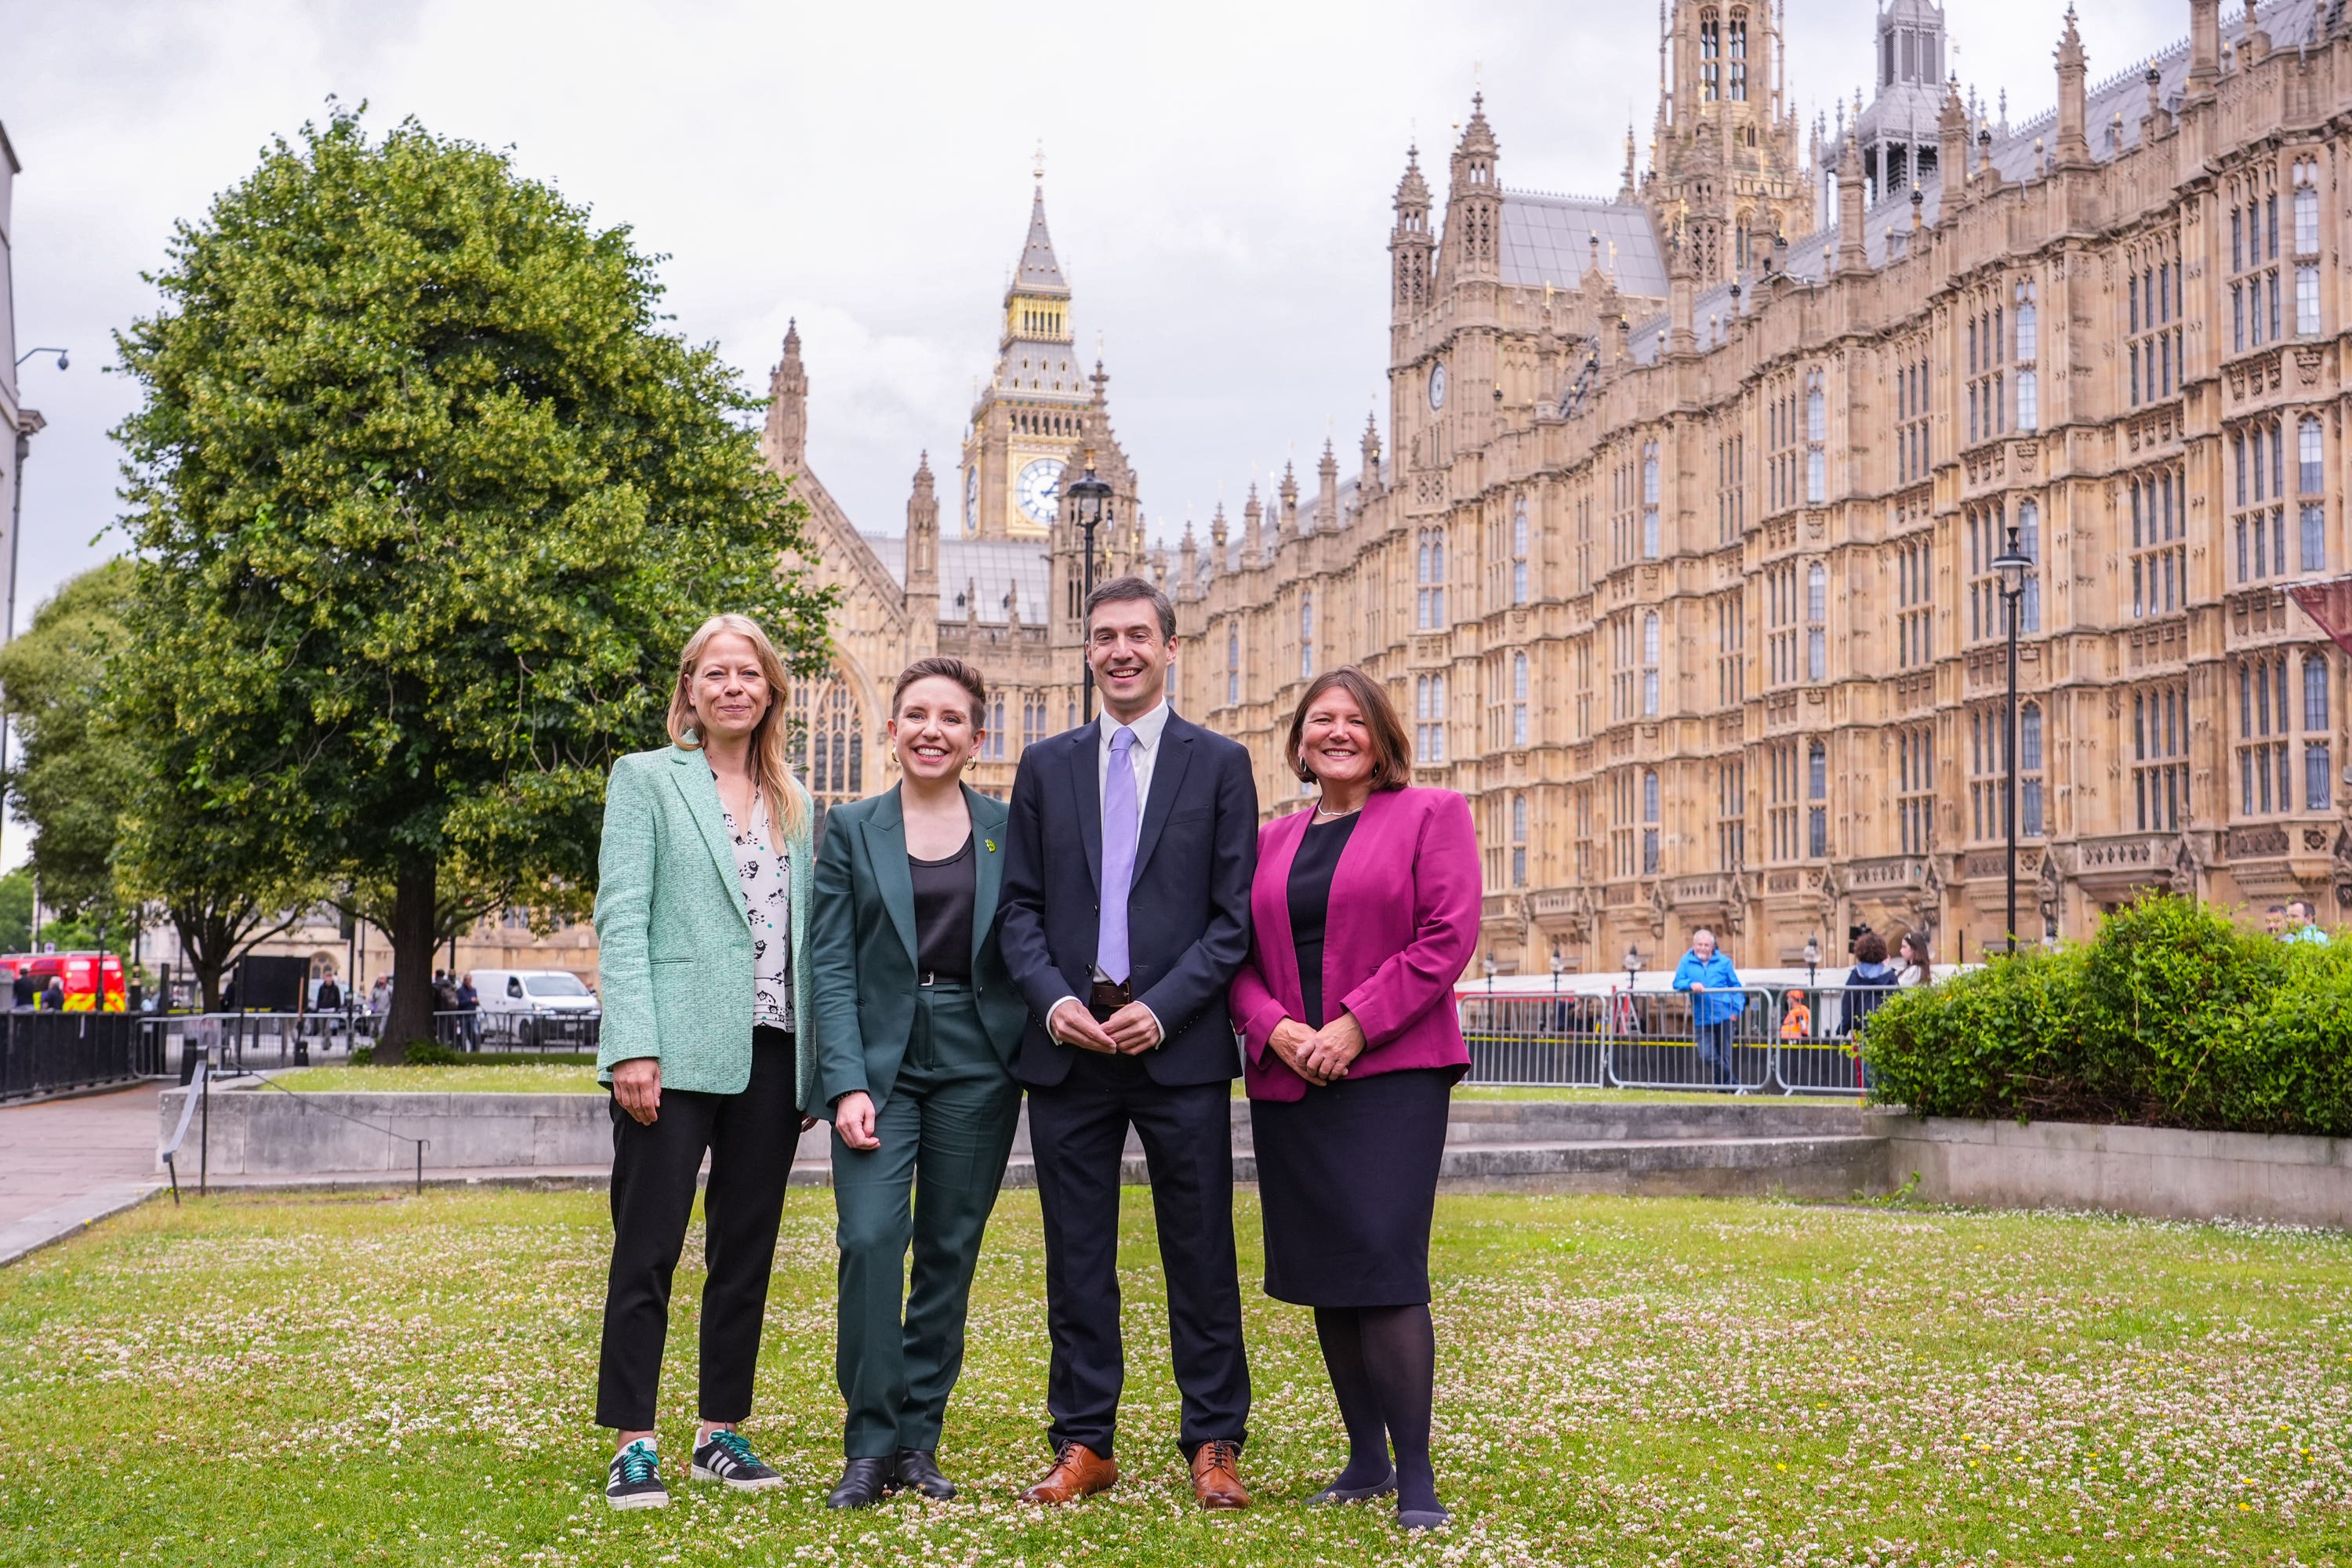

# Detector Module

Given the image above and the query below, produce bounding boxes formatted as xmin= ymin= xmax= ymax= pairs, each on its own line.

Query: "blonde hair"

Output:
xmin=667 ymin=613 xmax=808 ymax=839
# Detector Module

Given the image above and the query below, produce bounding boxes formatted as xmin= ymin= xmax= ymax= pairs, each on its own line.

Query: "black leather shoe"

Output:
xmin=826 ymin=1457 xmax=895 ymax=1509
xmin=893 ymin=1448 xmax=956 ymax=1501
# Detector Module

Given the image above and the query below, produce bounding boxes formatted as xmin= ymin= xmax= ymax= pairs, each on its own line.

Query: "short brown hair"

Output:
xmin=1083 ymin=575 xmax=1176 ymax=641
xmin=1853 ymin=931 xmax=1888 ymax=965
xmin=891 ymin=655 xmax=987 ymax=718
xmin=1285 ymin=666 xmax=1412 ymax=790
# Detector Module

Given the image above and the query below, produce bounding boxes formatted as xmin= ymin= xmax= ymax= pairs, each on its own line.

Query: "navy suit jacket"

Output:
xmin=998 ymin=709 xmax=1258 ymax=1087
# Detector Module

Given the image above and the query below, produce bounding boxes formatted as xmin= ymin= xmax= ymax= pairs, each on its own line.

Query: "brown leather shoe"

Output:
xmin=1189 ymin=1439 xmax=1250 ymax=1510
xmin=1018 ymin=1441 xmax=1118 ymax=1504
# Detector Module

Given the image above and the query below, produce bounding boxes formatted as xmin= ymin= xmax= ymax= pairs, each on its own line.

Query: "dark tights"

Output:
xmin=1313 ymin=1304 xmax=1438 ymax=1513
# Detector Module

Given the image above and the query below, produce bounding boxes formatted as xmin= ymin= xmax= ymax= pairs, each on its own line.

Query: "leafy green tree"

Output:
xmin=113 ymin=108 xmax=829 ymax=1058
xmin=0 ymin=561 xmax=142 ymax=927
xmin=0 ymin=867 xmax=31 ymax=954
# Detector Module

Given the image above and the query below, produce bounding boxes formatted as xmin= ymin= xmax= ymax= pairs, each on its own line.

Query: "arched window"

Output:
xmin=1727 ymin=9 xmax=1748 ymax=100
xmin=2296 ymin=160 xmax=2321 ymax=254
xmin=1417 ymin=527 xmax=1447 ymax=628
xmin=1699 ymin=8 xmax=1720 ymax=101
xmin=2300 ymin=416 xmax=2325 ymax=493
xmin=2308 ymin=655 xmax=2336 ymax=808
xmin=2020 ymin=701 xmax=2046 ymax=837
xmin=1641 ymin=442 xmax=1661 ymax=558
xmin=1226 ymin=622 xmax=1240 ymax=706
xmin=1512 ymin=496 xmax=1530 ymax=604
xmin=1804 ymin=372 xmax=1827 ymax=503
xmin=986 ymin=695 xmax=1007 ymax=760
xmin=1641 ymin=769 xmax=1661 ymax=873
xmin=1806 ymin=740 xmax=1828 ymax=857
xmin=1806 ymin=563 xmax=1828 ymax=681
xmin=1300 ymin=593 xmax=1314 ymax=680
xmin=1510 ymin=793 xmax=1529 ymax=887
xmin=1414 ymin=672 xmax=1447 ymax=762
xmin=1642 ymin=612 xmax=1661 ymax=715
xmin=1512 ymin=650 xmax=1530 ymax=746
xmin=792 ymin=674 xmax=866 ymax=807
xmin=2306 ymin=654 xmax=2331 ymax=731
xmin=2018 ymin=499 xmax=2042 ymax=632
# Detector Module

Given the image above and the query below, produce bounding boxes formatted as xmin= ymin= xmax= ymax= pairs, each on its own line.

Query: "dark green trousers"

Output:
xmin=833 ymin=983 xmax=1022 ymax=1458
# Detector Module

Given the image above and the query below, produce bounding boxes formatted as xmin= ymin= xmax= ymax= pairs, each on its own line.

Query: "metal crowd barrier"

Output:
xmin=1457 ymin=982 xmax=1893 ymax=1096
xmin=0 ymin=1011 xmax=152 ymax=1101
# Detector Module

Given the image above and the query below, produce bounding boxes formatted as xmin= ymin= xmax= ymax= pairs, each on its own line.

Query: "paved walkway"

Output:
xmin=0 ymin=1083 xmax=164 ymax=1265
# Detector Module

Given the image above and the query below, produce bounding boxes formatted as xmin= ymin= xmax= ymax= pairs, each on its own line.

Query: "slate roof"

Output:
xmin=862 ymin=533 xmax=1052 ymax=627
xmin=1500 ymin=191 xmax=1670 ymax=298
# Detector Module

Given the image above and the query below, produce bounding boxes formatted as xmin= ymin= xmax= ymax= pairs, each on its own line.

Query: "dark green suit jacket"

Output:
xmin=808 ymin=783 xmax=1028 ymax=1112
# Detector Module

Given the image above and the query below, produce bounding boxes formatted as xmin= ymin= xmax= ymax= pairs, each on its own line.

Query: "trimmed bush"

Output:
xmin=1865 ymin=894 xmax=2352 ymax=1137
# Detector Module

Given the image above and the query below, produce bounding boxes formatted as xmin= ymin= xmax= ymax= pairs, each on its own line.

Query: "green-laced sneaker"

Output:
xmin=691 ymin=1428 xmax=782 ymax=1491
xmin=606 ymin=1440 xmax=668 ymax=1510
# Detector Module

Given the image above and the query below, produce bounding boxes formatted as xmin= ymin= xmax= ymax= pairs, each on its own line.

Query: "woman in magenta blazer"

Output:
xmin=1229 ymin=666 xmax=1479 ymax=1532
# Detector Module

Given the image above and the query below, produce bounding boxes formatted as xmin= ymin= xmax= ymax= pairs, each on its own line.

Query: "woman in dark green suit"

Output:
xmin=808 ymin=656 xmax=1029 ymax=1508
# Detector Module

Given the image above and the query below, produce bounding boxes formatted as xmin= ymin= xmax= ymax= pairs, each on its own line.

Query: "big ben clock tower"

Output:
xmin=960 ymin=173 xmax=1095 ymax=539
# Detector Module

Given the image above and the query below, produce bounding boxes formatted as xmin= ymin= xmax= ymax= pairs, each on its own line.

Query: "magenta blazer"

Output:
xmin=1229 ymin=786 xmax=1480 ymax=1102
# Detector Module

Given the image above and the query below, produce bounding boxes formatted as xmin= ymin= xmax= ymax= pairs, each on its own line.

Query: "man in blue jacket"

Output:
xmin=1671 ymin=927 xmax=1744 ymax=1087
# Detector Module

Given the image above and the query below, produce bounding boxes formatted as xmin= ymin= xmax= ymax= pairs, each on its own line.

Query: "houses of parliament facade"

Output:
xmin=778 ymin=0 xmax=2352 ymax=982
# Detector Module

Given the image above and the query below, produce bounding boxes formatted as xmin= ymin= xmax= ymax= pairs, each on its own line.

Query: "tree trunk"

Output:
xmin=379 ymin=855 xmax=439 ymax=1065
xmin=175 ymin=906 xmax=229 ymax=1013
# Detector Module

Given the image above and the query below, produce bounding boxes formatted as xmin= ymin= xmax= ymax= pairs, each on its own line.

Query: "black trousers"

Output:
xmin=1025 ymin=1050 xmax=1250 ymax=1459
xmin=594 ymin=1027 xmax=798 ymax=1432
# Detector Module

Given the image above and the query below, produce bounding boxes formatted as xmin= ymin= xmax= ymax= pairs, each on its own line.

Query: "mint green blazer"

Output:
xmin=807 ymin=783 xmax=1028 ymax=1110
xmin=593 ymin=745 xmax=818 ymax=1109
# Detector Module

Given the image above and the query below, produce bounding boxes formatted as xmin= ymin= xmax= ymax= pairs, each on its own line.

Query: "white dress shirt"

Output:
xmin=1095 ymin=699 xmax=1171 ymax=852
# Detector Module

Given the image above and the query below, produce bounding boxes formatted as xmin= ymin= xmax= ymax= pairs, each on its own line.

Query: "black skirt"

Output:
xmin=1250 ymin=1067 xmax=1453 ymax=1308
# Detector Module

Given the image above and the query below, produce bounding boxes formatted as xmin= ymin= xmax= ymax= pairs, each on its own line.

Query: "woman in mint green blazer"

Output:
xmin=808 ymin=656 xmax=1029 ymax=1508
xmin=590 ymin=612 xmax=817 ymax=1512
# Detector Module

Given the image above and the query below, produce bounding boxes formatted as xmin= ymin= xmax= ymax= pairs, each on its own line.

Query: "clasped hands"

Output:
xmin=1266 ymin=1011 xmax=1367 ymax=1087
xmin=1047 ymin=998 xmax=1161 ymax=1056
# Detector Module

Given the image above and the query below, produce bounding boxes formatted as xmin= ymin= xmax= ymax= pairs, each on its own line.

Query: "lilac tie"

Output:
xmin=1098 ymin=725 xmax=1139 ymax=983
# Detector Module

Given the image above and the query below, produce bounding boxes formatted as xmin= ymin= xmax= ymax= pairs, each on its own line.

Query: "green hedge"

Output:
xmin=1864 ymin=895 xmax=2352 ymax=1137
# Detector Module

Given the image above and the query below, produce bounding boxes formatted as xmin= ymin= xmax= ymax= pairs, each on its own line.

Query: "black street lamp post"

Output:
xmin=1065 ymin=452 xmax=1112 ymax=724
xmin=1990 ymin=519 xmax=2037 ymax=955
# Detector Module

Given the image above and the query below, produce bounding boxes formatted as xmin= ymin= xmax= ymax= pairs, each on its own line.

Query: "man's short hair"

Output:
xmin=2268 ymin=904 xmax=2288 ymax=916
xmin=1083 ymin=575 xmax=1175 ymax=641
xmin=2287 ymin=899 xmax=2312 ymax=920
xmin=1690 ymin=927 xmax=1715 ymax=945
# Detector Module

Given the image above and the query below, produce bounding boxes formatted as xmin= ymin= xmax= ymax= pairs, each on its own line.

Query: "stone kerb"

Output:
xmin=1875 ymin=1113 xmax=2352 ymax=1228
xmin=154 ymin=1085 xmax=831 ymax=1176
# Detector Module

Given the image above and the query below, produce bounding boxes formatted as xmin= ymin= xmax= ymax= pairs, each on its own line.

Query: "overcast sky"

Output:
xmin=0 ymin=0 xmax=2193 ymax=864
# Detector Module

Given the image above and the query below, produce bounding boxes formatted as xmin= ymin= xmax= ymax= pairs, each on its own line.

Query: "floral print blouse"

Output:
xmin=719 ymin=788 xmax=793 ymax=1033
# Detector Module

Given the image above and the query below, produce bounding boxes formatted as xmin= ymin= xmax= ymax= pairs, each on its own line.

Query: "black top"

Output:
xmin=1286 ymin=812 xmax=1359 ymax=1028
xmin=909 ymin=833 xmax=978 ymax=982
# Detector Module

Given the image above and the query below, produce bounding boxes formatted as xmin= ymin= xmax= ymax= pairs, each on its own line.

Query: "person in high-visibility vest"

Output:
xmin=1779 ymin=990 xmax=1813 ymax=1040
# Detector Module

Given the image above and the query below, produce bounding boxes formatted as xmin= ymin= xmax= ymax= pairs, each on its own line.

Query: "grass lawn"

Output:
xmin=267 ymin=1065 xmax=1838 ymax=1107
xmin=6 ymin=1189 xmax=2345 ymax=1568
xmin=271 ymin=1061 xmax=603 ymax=1094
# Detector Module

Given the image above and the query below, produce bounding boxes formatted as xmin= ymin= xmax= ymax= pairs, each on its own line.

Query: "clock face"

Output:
xmin=1017 ymin=457 xmax=1065 ymax=525
xmin=1428 ymin=361 xmax=1447 ymax=409
xmin=964 ymin=466 xmax=978 ymax=529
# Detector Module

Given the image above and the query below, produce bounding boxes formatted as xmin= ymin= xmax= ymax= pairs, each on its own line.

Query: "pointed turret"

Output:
xmin=764 ymin=319 xmax=808 ymax=470
xmin=1316 ymin=440 xmax=1339 ymax=533
xmin=1359 ymin=412 xmax=1384 ymax=498
xmin=1835 ymin=139 xmax=1867 ymax=274
xmin=1936 ymin=78 xmax=1969 ymax=222
xmin=1243 ymin=483 xmax=1265 ymax=568
xmin=1443 ymin=95 xmax=1501 ymax=284
xmin=1278 ymin=460 xmax=1301 ymax=543
xmin=2053 ymin=6 xmax=2089 ymax=169
xmin=1015 ymin=183 xmax=1069 ymax=296
xmin=1178 ymin=521 xmax=1199 ymax=597
xmin=1389 ymin=145 xmax=1433 ymax=319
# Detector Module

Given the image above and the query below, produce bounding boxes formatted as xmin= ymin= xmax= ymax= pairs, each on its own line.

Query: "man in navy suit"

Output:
xmin=999 ymin=575 xmax=1258 ymax=1511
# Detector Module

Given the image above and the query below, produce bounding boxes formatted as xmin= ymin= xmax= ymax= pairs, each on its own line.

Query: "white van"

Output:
xmin=471 ymin=968 xmax=601 ymax=1047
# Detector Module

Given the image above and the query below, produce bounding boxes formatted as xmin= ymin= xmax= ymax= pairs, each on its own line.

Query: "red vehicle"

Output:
xmin=0 ymin=951 xmax=129 ymax=1011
